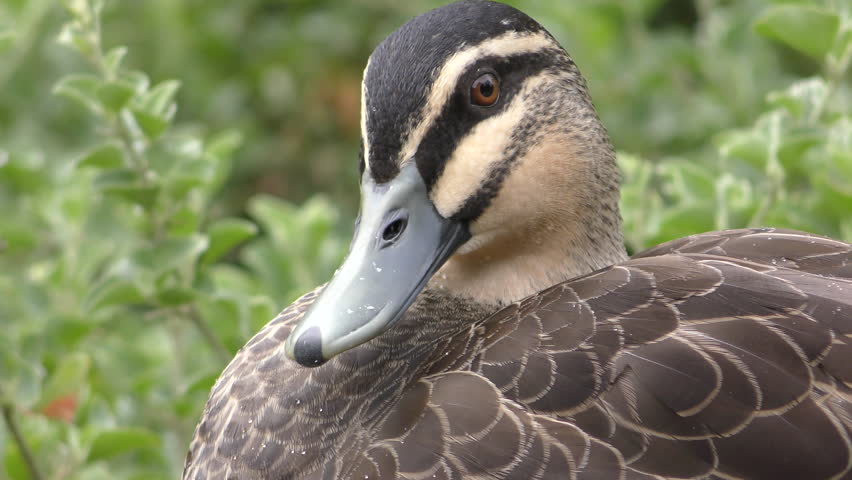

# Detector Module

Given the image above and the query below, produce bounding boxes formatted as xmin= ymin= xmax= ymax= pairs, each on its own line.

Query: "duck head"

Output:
xmin=285 ymin=0 xmax=625 ymax=367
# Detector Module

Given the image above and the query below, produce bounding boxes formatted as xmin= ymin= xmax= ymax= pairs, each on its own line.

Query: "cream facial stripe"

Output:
xmin=398 ymin=30 xmax=557 ymax=167
xmin=430 ymin=70 xmax=556 ymax=218
xmin=360 ymin=56 xmax=372 ymax=175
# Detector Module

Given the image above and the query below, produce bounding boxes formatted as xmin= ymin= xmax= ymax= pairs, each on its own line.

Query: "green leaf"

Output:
xmin=206 ymin=129 xmax=243 ymax=163
xmin=717 ymin=129 xmax=767 ymax=168
xmin=97 ymin=81 xmax=136 ymax=112
xmin=0 ymin=152 xmax=46 ymax=193
xmin=51 ymin=315 xmax=95 ymax=349
xmin=248 ymin=194 xmax=298 ymax=246
xmin=184 ymin=373 xmax=218 ymax=396
xmin=130 ymin=108 xmax=169 ymax=140
xmin=654 ymin=205 xmax=716 ymax=245
xmin=168 ymin=207 xmax=201 ymax=236
xmin=830 ymin=27 xmax=852 ymax=66
xmin=174 ymin=372 xmax=218 ymax=417
xmin=136 ymin=80 xmax=180 ymax=118
xmin=197 ymin=295 xmax=244 ymax=349
xmin=4 ymin=442 xmax=29 ymax=480
xmin=248 ymin=295 xmax=277 ymax=332
xmin=134 ymin=235 xmax=209 ymax=275
xmin=37 ymin=352 xmax=90 ymax=410
xmin=165 ymin=156 xmax=216 ymax=198
xmin=0 ymin=336 xmax=45 ymax=408
xmin=657 ymin=160 xmax=715 ymax=203
xmin=120 ymin=70 xmax=150 ymax=94
xmin=53 ymin=73 xmax=103 ymax=114
xmin=754 ymin=5 xmax=839 ymax=60
xmin=70 ymin=464 xmax=113 ymax=480
xmin=201 ymin=218 xmax=258 ymax=265
xmin=84 ymin=278 xmax=145 ymax=312
xmin=825 ymin=119 xmax=852 ymax=191
xmin=61 ymin=0 xmax=95 ymax=21
xmin=154 ymin=286 xmax=196 ymax=306
xmin=205 ymin=264 xmax=259 ymax=295
xmin=767 ymin=78 xmax=827 ymax=120
xmin=57 ymin=21 xmax=95 ymax=57
xmin=102 ymin=46 xmax=128 ymax=78
xmin=93 ymin=166 xmax=136 ymax=184
xmin=94 ymin=168 xmax=159 ymax=209
xmin=204 ymin=130 xmax=243 ymax=191
xmin=0 ymin=223 xmax=38 ymax=252
xmin=777 ymin=127 xmax=823 ymax=175
xmin=0 ymin=30 xmax=15 ymax=54
xmin=77 ymin=143 xmax=124 ymax=169
xmin=86 ymin=428 xmax=160 ymax=461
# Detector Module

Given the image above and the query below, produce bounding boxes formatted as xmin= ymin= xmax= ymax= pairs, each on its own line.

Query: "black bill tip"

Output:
xmin=292 ymin=326 xmax=326 ymax=368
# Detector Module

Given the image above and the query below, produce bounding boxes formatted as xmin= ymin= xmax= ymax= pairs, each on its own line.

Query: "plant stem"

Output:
xmin=63 ymin=0 xmax=232 ymax=369
xmin=78 ymin=4 xmax=151 ymax=179
xmin=749 ymin=112 xmax=784 ymax=227
xmin=810 ymin=25 xmax=852 ymax=123
xmin=1 ymin=404 xmax=44 ymax=480
xmin=186 ymin=308 xmax=232 ymax=365
xmin=0 ymin=0 xmax=50 ymax=90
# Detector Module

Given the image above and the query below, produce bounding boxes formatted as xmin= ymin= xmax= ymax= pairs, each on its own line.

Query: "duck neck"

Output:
xmin=431 ymin=185 xmax=628 ymax=306
xmin=429 ymin=110 xmax=629 ymax=305
xmin=432 ymin=226 xmax=627 ymax=306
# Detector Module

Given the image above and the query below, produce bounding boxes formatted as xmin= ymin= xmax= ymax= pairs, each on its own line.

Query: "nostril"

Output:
xmin=382 ymin=218 xmax=407 ymax=242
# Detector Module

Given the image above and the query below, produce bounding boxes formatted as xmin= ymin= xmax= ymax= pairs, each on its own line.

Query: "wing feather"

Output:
xmin=185 ymin=229 xmax=852 ymax=479
xmin=469 ymin=233 xmax=852 ymax=480
xmin=183 ymin=286 xmax=324 ymax=480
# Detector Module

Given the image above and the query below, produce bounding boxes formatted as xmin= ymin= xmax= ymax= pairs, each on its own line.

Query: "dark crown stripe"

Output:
xmin=364 ymin=0 xmax=550 ymax=183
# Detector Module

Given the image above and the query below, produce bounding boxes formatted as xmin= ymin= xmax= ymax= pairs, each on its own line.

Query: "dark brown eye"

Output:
xmin=470 ymin=73 xmax=499 ymax=106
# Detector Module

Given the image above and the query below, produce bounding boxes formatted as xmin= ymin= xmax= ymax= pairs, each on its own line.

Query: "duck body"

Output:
xmin=184 ymin=1 xmax=852 ymax=479
xmin=185 ymin=228 xmax=852 ymax=480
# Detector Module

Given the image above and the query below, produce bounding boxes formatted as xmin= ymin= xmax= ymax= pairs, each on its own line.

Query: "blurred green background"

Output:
xmin=0 ymin=0 xmax=850 ymax=478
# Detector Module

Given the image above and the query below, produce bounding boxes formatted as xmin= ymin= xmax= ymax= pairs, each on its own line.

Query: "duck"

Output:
xmin=182 ymin=1 xmax=852 ymax=479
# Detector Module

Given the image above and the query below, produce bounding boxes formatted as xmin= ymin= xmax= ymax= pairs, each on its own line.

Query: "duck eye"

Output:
xmin=470 ymin=73 xmax=499 ymax=107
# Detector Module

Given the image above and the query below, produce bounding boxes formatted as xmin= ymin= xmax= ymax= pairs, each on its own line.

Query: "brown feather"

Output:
xmin=184 ymin=229 xmax=852 ymax=479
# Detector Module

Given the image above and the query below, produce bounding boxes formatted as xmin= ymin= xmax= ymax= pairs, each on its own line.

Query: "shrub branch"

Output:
xmin=1 ymin=404 xmax=45 ymax=480
xmin=186 ymin=308 xmax=232 ymax=364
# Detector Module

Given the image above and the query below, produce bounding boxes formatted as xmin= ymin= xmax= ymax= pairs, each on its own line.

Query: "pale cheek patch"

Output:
xmin=430 ymin=103 xmax=525 ymax=218
xmin=472 ymin=134 xmax=585 ymax=239
xmin=430 ymin=74 xmax=553 ymax=218
xmin=433 ymin=135 xmax=592 ymax=304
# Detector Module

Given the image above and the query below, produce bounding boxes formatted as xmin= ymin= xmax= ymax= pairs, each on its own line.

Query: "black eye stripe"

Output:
xmin=414 ymin=49 xmax=567 ymax=196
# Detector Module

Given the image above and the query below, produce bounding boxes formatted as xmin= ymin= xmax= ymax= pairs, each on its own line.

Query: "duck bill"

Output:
xmin=284 ymin=163 xmax=469 ymax=367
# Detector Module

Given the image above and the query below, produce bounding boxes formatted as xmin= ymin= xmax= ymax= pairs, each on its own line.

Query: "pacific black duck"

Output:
xmin=183 ymin=1 xmax=852 ymax=479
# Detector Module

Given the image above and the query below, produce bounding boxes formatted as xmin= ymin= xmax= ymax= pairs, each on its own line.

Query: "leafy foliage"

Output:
xmin=1 ymin=1 xmax=345 ymax=478
xmin=620 ymin=1 xmax=852 ymax=252
xmin=0 ymin=0 xmax=849 ymax=479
